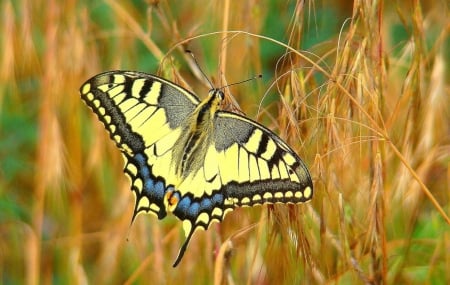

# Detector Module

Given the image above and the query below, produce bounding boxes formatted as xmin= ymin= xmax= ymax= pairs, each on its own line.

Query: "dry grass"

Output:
xmin=1 ymin=0 xmax=449 ymax=284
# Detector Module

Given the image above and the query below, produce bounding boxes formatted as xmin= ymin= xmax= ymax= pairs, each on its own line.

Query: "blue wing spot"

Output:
xmin=188 ymin=202 xmax=200 ymax=218
xmin=154 ymin=181 xmax=165 ymax=196
xmin=134 ymin=153 xmax=150 ymax=178
xmin=143 ymin=178 xmax=165 ymax=201
xmin=212 ymin=193 xmax=224 ymax=205
xmin=200 ymin=198 xmax=212 ymax=212
xmin=177 ymin=196 xmax=191 ymax=213
xmin=143 ymin=178 xmax=154 ymax=193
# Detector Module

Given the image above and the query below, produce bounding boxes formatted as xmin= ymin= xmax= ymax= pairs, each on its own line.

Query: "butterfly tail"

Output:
xmin=172 ymin=224 xmax=196 ymax=267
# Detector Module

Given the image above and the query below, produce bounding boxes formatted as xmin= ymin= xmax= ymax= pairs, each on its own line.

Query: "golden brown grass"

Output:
xmin=1 ymin=0 xmax=449 ymax=284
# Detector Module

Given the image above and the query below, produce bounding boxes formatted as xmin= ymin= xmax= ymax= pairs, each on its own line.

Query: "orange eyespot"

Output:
xmin=169 ymin=193 xmax=179 ymax=206
xmin=165 ymin=189 xmax=179 ymax=207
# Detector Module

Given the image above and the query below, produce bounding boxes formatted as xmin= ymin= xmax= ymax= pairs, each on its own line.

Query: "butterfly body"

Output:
xmin=80 ymin=71 xmax=312 ymax=266
xmin=173 ymin=89 xmax=222 ymax=180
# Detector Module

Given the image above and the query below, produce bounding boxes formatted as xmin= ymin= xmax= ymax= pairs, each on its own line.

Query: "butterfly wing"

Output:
xmin=80 ymin=70 xmax=200 ymax=220
xmin=214 ymin=112 xmax=313 ymax=204
xmin=170 ymin=110 xmax=313 ymax=266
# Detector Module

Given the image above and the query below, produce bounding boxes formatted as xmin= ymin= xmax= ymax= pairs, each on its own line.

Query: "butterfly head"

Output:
xmin=206 ymin=89 xmax=225 ymax=111
xmin=210 ymin=88 xmax=224 ymax=101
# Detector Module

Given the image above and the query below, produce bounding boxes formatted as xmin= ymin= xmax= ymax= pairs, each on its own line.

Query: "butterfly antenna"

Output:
xmin=220 ymin=74 xmax=263 ymax=90
xmin=185 ymin=49 xmax=215 ymax=89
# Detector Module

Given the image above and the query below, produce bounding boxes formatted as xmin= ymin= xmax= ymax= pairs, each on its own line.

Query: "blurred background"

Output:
xmin=0 ymin=0 xmax=449 ymax=284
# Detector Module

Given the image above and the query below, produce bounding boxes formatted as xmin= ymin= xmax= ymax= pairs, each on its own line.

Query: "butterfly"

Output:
xmin=80 ymin=70 xmax=313 ymax=267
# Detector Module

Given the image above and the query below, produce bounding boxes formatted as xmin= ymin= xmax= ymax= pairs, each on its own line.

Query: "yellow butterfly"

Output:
xmin=80 ymin=70 xmax=313 ymax=266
